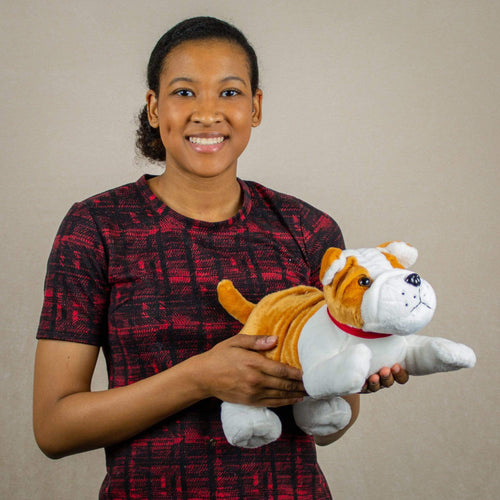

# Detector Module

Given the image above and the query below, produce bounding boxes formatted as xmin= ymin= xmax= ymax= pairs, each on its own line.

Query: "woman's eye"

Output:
xmin=221 ymin=89 xmax=240 ymax=97
xmin=174 ymin=89 xmax=194 ymax=97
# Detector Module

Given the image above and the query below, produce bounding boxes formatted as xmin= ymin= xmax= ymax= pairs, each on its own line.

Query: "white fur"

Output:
xmin=361 ymin=269 xmax=436 ymax=334
xmin=298 ymin=305 xmax=476 ymax=398
xmin=220 ymin=243 xmax=476 ymax=447
xmin=377 ymin=241 xmax=418 ymax=268
xmin=321 ymin=253 xmax=346 ymax=286
xmin=221 ymin=402 xmax=282 ymax=448
xmin=293 ymin=396 xmax=352 ymax=436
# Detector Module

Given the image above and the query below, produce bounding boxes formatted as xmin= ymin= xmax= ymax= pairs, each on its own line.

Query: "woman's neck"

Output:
xmin=148 ymin=168 xmax=243 ymax=223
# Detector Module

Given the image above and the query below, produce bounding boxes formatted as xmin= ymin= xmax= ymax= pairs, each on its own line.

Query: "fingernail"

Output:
xmin=392 ymin=365 xmax=400 ymax=374
xmin=258 ymin=335 xmax=277 ymax=346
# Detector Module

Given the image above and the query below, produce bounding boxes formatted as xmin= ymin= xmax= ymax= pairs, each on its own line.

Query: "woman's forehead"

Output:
xmin=160 ymin=39 xmax=251 ymax=84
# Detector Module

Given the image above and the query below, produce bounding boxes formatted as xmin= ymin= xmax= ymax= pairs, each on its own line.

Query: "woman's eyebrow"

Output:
xmin=167 ymin=77 xmax=195 ymax=86
xmin=167 ymin=76 xmax=248 ymax=87
xmin=220 ymin=76 xmax=248 ymax=87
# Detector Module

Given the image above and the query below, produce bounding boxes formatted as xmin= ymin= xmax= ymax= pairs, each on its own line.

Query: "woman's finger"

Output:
xmin=259 ymin=372 xmax=306 ymax=394
xmin=367 ymin=374 xmax=381 ymax=392
xmin=230 ymin=334 xmax=303 ymax=380
xmin=391 ymin=364 xmax=409 ymax=385
xmin=230 ymin=333 xmax=279 ymax=351
xmin=262 ymin=396 xmax=305 ymax=408
xmin=379 ymin=367 xmax=395 ymax=388
xmin=260 ymin=358 xmax=304 ymax=383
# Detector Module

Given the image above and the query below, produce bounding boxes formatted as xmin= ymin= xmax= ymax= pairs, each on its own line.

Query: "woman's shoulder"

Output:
xmin=76 ymin=176 xmax=147 ymax=210
xmin=57 ymin=176 xmax=151 ymax=237
xmin=243 ymin=179 xmax=337 ymax=224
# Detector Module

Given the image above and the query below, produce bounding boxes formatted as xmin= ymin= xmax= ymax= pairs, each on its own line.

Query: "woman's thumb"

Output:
xmin=235 ymin=334 xmax=278 ymax=350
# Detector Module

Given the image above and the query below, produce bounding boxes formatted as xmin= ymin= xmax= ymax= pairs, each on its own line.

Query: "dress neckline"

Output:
xmin=136 ymin=174 xmax=252 ymax=230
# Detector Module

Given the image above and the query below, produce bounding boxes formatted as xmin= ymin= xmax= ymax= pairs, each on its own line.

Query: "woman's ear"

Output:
xmin=251 ymin=89 xmax=263 ymax=127
xmin=146 ymin=90 xmax=159 ymax=128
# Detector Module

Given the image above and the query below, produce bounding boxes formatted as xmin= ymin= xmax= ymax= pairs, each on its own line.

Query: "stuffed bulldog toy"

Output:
xmin=217 ymin=241 xmax=476 ymax=448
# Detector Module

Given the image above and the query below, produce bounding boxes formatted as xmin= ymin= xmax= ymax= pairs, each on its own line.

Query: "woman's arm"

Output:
xmin=33 ymin=334 xmax=305 ymax=459
xmin=313 ymin=394 xmax=360 ymax=446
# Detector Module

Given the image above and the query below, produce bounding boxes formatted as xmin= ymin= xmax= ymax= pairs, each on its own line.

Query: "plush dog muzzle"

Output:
xmin=361 ymin=269 xmax=436 ymax=335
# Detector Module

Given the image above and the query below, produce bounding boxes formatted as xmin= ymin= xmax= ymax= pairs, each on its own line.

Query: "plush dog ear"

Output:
xmin=377 ymin=241 xmax=418 ymax=268
xmin=320 ymin=247 xmax=345 ymax=286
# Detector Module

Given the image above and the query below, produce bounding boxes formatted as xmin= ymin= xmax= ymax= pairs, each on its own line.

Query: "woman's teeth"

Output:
xmin=189 ymin=136 xmax=225 ymax=145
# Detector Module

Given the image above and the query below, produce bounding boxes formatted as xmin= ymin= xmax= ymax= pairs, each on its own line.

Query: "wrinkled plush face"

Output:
xmin=322 ymin=249 xmax=436 ymax=335
xmin=360 ymin=269 xmax=436 ymax=335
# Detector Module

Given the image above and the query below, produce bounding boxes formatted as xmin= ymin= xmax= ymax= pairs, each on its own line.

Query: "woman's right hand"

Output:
xmin=196 ymin=334 xmax=306 ymax=408
xmin=33 ymin=334 xmax=304 ymax=459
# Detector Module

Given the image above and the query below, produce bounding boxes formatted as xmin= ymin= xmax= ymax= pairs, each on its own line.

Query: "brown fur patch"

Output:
xmin=239 ymin=286 xmax=325 ymax=368
xmin=378 ymin=241 xmax=412 ymax=268
xmin=218 ymin=283 xmax=325 ymax=369
xmin=323 ymin=256 xmax=367 ymax=328
xmin=319 ymin=247 xmax=343 ymax=283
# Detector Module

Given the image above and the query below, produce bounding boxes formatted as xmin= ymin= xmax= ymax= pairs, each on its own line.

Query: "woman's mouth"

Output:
xmin=188 ymin=136 xmax=225 ymax=145
xmin=187 ymin=135 xmax=227 ymax=153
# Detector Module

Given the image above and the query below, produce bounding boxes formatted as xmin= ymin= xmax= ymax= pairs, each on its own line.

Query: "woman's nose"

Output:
xmin=191 ymin=99 xmax=222 ymax=125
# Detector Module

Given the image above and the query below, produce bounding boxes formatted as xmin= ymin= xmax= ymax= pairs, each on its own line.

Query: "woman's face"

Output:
xmin=147 ymin=39 xmax=262 ymax=180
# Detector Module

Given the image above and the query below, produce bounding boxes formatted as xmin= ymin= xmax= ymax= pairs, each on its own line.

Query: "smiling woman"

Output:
xmin=136 ymin=17 xmax=261 ymax=163
xmin=33 ymin=16 xmax=406 ymax=500
xmin=145 ymin=39 xmax=262 ymax=209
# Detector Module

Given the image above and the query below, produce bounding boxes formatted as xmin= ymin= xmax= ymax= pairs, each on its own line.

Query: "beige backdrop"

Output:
xmin=1 ymin=1 xmax=499 ymax=499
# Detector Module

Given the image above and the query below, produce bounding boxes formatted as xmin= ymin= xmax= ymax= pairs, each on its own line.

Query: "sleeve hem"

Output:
xmin=36 ymin=331 xmax=102 ymax=347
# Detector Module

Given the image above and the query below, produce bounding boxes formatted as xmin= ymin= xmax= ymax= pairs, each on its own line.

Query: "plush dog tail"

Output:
xmin=217 ymin=280 xmax=255 ymax=324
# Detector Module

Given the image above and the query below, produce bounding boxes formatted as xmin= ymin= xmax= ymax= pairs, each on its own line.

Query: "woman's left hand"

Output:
xmin=361 ymin=364 xmax=409 ymax=393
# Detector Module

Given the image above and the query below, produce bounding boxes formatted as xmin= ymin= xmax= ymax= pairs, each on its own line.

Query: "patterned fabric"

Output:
xmin=37 ymin=175 xmax=344 ymax=499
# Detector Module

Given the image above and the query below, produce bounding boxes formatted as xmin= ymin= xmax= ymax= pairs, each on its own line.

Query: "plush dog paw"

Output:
xmin=304 ymin=344 xmax=372 ymax=398
xmin=293 ymin=396 xmax=352 ymax=436
xmin=221 ymin=402 xmax=282 ymax=448
xmin=430 ymin=338 xmax=476 ymax=371
xmin=344 ymin=344 xmax=373 ymax=393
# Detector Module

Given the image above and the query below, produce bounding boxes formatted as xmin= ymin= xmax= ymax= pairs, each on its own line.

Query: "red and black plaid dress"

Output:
xmin=37 ymin=175 xmax=344 ymax=499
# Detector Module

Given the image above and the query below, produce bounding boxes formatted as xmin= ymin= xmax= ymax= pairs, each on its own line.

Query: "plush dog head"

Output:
xmin=320 ymin=241 xmax=436 ymax=335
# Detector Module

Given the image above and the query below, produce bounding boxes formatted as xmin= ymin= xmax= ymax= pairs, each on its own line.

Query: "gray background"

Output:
xmin=1 ymin=1 xmax=498 ymax=499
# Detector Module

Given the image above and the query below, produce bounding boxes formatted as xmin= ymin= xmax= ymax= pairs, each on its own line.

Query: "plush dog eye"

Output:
xmin=358 ymin=277 xmax=372 ymax=287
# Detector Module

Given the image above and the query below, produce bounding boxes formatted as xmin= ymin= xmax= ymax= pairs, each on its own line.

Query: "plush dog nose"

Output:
xmin=405 ymin=273 xmax=421 ymax=287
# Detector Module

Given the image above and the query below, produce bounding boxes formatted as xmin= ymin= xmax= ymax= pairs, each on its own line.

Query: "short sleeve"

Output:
xmin=36 ymin=202 xmax=109 ymax=346
xmin=302 ymin=209 xmax=345 ymax=288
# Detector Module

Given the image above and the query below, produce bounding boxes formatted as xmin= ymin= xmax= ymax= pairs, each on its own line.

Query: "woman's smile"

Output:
xmin=187 ymin=133 xmax=228 ymax=153
xmin=146 ymin=39 xmax=262 ymax=179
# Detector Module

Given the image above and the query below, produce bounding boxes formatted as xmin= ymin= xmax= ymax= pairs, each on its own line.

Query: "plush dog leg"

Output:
xmin=403 ymin=335 xmax=476 ymax=375
xmin=221 ymin=402 xmax=282 ymax=448
xmin=293 ymin=396 xmax=351 ymax=436
xmin=302 ymin=344 xmax=372 ymax=398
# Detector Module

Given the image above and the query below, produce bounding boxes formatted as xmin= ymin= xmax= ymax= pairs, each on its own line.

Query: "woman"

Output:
xmin=34 ymin=17 xmax=407 ymax=499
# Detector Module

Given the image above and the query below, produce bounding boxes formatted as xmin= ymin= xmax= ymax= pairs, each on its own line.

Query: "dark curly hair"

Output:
xmin=136 ymin=16 xmax=260 ymax=162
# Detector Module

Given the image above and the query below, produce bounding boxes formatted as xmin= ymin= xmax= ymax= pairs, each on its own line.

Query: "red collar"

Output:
xmin=327 ymin=308 xmax=392 ymax=339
